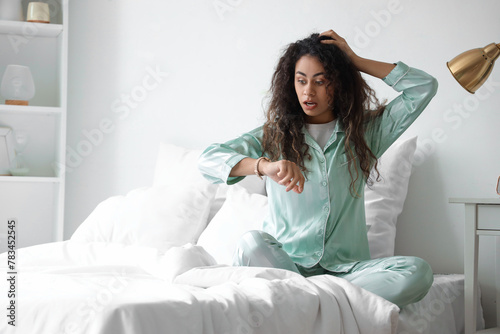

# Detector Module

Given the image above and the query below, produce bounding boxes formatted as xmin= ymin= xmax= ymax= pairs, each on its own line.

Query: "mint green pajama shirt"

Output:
xmin=198 ymin=62 xmax=438 ymax=308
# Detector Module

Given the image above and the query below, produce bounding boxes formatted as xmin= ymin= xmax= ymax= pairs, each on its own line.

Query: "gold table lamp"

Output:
xmin=447 ymin=42 xmax=500 ymax=93
xmin=448 ymin=42 xmax=500 ymax=197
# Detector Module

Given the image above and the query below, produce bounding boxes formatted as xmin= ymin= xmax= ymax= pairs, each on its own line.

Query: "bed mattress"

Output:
xmin=398 ymin=274 xmax=485 ymax=334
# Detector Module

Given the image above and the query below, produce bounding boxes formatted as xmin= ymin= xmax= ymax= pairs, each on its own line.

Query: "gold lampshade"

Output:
xmin=447 ymin=42 xmax=500 ymax=93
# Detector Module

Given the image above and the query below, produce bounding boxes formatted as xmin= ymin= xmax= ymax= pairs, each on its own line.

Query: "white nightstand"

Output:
xmin=450 ymin=198 xmax=500 ymax=334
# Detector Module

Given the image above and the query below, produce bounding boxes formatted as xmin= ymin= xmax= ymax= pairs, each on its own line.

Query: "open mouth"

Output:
xmin=303 ymin=101 xmax=317 ymax=109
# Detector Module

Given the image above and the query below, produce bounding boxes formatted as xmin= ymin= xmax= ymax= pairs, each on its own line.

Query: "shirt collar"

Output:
xmin=303 ymin=120 xmax=344 ymax=152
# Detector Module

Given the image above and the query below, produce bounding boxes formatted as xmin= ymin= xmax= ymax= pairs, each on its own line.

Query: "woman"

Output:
xmin=198 ymin=30 xmax=438 ymax=308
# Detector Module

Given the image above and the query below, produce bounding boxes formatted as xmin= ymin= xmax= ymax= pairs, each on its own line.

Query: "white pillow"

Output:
xmin=365 ymin=136 xmax=417 ymax=259
xmin=208 ymin=175 xmax=266 ymax=222
xmin=197 ymin=184 xmax=268 ymax=265
xmin=153 ymin=142 xmax=266 ymax=222
xmin=153 ymin=143 xmax=206 ymax=187
xmin=71 ymin=184 xmax=215 ymax=251
xmin=72 ymin=143 xmax=222 ymax=252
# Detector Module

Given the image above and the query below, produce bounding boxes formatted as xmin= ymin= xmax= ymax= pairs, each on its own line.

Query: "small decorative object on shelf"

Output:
xmin=27 ymin=2 xmax=50 ymax=24
xmin=0 ymin=65 xmax=36 ymax=106
xmin=0 ymin=0 xmax=23 ymax=21
xmin=9 ymin=130 xmax=29 ymax=176
xmin=0 ymin=127 xmax=16 ymax=175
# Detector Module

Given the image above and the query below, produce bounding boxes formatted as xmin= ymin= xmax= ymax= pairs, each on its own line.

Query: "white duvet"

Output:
xmin=0 ymin=241 xmax=399 ymax=334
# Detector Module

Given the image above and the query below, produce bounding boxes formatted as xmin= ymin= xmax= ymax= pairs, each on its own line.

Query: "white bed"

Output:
xmin=0 ymin=137 xmax=485 ymax=333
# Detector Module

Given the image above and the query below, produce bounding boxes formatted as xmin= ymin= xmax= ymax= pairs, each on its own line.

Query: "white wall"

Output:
xmin=66 ymin=0 xmax=500 ymax=326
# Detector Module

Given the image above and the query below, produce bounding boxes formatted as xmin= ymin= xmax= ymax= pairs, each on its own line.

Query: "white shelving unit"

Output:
xmin=0 ymin=0 xmax=67 ymax=250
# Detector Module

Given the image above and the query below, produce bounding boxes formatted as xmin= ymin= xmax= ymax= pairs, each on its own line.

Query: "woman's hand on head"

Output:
xmin=260 ymin=159 xmax=305 ymax=194
xmin=319 ymin=29 xmax=358 ymax=62
xmin=319 ymin=29 xmax=395 ymax=78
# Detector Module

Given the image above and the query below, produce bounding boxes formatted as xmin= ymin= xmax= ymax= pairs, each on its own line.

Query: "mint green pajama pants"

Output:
xmin=233 ymin=230 xmax=433 ymax=308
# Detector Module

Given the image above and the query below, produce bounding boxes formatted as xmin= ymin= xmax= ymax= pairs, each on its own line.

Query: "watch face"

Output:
xmin=497 ymin=176 xmax=500 ymax=196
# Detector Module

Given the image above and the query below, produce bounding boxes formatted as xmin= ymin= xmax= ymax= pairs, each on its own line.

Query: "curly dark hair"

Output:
xmin=261 ymin=33 xmax=386 ymax=196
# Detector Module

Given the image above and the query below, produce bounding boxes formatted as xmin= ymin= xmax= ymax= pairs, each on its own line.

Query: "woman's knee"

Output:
xmin=394 ymin=256 xmax=434 ymax=307
xmin=233 ymin=230 xmax=280 ymax=266
xmin=411 ymin=256 xmax=433 ymax=291
xmin=235 ymin=230 xmax=278 ymax=253
xmin=233 ymin=230 xmax=300 ymax=273
xmin=401 ymin=256 xmax=433 ymax=285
